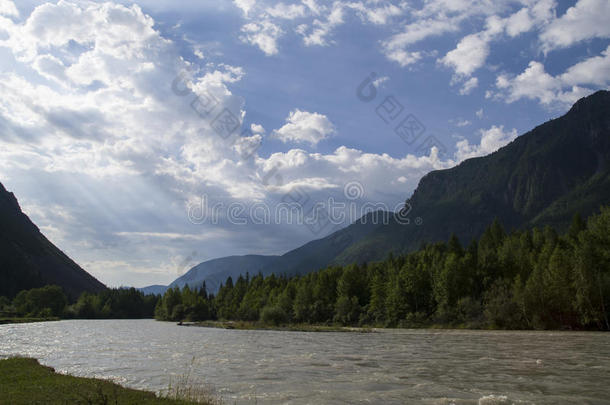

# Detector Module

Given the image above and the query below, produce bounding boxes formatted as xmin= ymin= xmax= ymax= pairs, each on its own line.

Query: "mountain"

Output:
xmin=166 ymin=211 xmax=394 ymax=293
xmin=0 ymin=182 xmax=106 ymax=299
xmin=137 ymin=285 xmax=168 ymax=295
xmin=168 ymin=255 xmax=279 ymax=293
xmin=334 ymin=90 xmax=610 ymax=264
xmin=258 ymin=210 xmax=392 ymax=275
xmin=166 ymin=90 xmax=610 ymax=289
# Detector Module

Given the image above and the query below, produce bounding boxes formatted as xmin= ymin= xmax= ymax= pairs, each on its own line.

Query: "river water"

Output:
xmin=0 ymin=319 xmax=608 ymax=404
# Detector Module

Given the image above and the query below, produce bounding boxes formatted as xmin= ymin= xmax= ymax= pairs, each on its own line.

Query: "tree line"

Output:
xmin=2 ymin=207 xmax=608 ymax=330
xmin=155 ymin=207 xmax=610 ymax=330
xmin=0 ymin=286 xmax=158 ymax=319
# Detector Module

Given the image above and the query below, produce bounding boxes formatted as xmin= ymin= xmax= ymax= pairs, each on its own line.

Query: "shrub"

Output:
xmin=260 ymin=305 xmax=288 ymax=325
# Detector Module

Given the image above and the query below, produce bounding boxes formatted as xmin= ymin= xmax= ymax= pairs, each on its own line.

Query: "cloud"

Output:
xmin=382 ymin=18 xmax=456 ymax=66
xmin=372 ymin=75 xmax=389 ymax=88
xmin=476 ymin=108 xmax=484 ymax=119
xmin=250 ymin=123 xmax=265 ymax=134
xmin=258 ymin=145 xmax=452 ymax=198
xmin=271 ymin=109 xmax=335 ymax=145
xmin=459 ymin=77 xmax=479 ymax=95
xmin=504 ymin=0 xmax=555 ymax=37
xmin=228 ymin=0 xmax=604 ymax=108
xmin=456 ymin=119 xmax=471 ymax=127
xmin=504 ymin=7 xmax=535 ymax=37
xmin=438 ymin=1 xmax=556 ymax=85
xmin=560 ymin=45 xmax=610 ymax=87
xmin=266 ymin=2 xmax=306 ymax=19
xmin=115 ymin=232 xmax=216 ymax=241
xmin=298 ymin=2 xmax=344 ymax=46
xmin=0 ymin=1 xmax=266 ymax=284
xmin=232 ymin=1 xmax=406 ymax=56
xmin=5 ymin=0 xmax=605 ymax=288
xmin=540 ymin=0 xmax=610 ymax=52
xmin=494 ymin=61 xmax=572 ymax=105
xmin=379 ymin=0 xmax=515 ymax=68
xmin=240 ymin=20 xmax=282 ymax=55
xmin=383 ymin=49 xmax=422 ymax=67
xmin=455 ymin=125 xmax=518 ymax=161
xmin=347 ymin=2 xmax=404 ymax=25
xmin=0 ymin=0 xmax=18 ymax=17
xmin=442 ymin=33 xmax=490 ymax=77
xmin=493 ymin=47 xmax=610 ymax=107
xmin=233 ymin=0 xmax=257 ymax=16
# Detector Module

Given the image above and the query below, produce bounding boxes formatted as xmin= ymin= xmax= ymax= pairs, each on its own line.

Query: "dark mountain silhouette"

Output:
xmin=0 ymin=183 xmax=106 ymax=299
xmin=335 ymin=90 xmax=610 ymax=264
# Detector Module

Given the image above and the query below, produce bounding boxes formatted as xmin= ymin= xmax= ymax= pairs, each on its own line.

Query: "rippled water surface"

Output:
xmin=1 ymin=320 xmax=609 ymax=404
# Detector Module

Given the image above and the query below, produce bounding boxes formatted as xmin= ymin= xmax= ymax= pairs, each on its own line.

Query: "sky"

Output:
xmin=0 ymin=0 xmax=608 ymax=287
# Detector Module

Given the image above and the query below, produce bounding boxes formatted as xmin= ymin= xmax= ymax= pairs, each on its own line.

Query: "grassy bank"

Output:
xmin=179 ymin=319 xmax=507 ymax=332
xmin=0 ymin=317 xmax=59 ymax=325
xmin=183 ymin=320 xmax=374 ymax=333
xmin=0 ymin=357 xmax=215 ymax=404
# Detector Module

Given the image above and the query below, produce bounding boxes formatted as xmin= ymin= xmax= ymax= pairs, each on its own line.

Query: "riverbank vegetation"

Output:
xmin=0 ymin=285 xmax=158 ymax=321
xmin=0 ymin=317 xmax=59 ymax=325
xmin=185 ymin=320 xmax=372 ymax=332
xmin=155 ymin=207 xmax=610 ymax=331
xmin=0 ymin=357 xmax=213 ymax=404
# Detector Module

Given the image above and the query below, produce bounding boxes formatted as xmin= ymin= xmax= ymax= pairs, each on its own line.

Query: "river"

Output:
xmin=1 ymin=319 xmax=608 ymax=404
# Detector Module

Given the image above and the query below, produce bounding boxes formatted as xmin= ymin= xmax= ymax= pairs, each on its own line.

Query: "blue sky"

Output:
xmin=0 ymin=0 xmax=608 ymax=287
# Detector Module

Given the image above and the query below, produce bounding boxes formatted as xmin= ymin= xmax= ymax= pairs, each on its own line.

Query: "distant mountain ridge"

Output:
xmin=148 ymin=90 xmax=610 ymax=293
xmin=0 ymin=182 xmax=106 ymax=299
xmin=167 ymin=255 xmax=279 ymax=293
xmin=137 ymin=211 xmax=396 ymax=294
xmin=137 ymin=285 xmax=168 ymax=295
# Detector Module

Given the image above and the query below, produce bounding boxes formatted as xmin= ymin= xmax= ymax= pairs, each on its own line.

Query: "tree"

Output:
xmin=367 ymin=265 xmax=387 ymax=323
xmin=573 ymin=207 xmax=610 ymax=329
xmin=483 ymin=280 xmax=522 ymax=329
xmin=293 ymin=278 xmax=313 ymax=323
xmin=13 ymin=285 xmax=67 ymax=317
xmin=334 ymin=295 xmax=360 ymax=325
xmin=260 ymin=305 xmax=288 ymax=325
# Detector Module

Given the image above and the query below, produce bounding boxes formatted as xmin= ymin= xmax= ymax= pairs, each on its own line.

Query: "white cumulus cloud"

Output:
xmin=540 ymin=0 xmax=610 ymax=52
xmin=459 ymin=77 xmax=479 ymax=95
xmin=0 ymin=0 xmax=18 ymax=17
xmin=455 ymin=125 xmax=518 ymax=161
xmin=240 ymin=20 xmax=283 ymax=55
xmin=493 ymin=46 xmax=610 ymax=107
xmin=266 ymin=2 xmax=307 ymax=19
xmin=442 ymin=33 xmax=490 ymax=77
xmin=271 ymin=109 xmax=335 ymax=145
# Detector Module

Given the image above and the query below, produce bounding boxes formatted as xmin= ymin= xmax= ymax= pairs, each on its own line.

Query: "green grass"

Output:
xmin=0 ymin=357 xmax=212 ymax=404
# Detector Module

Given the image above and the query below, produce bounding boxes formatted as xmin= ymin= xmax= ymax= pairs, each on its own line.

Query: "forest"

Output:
xmin=2 ymin=207 xmax=608 ymax=330
xmin=155 ymin=207 xmax=610 ymax=330
xmin=0 ymin=285 xmax=158 ymax=320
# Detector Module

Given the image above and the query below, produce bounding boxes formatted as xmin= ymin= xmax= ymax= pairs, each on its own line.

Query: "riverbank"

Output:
xmin=0 ymin=357 xmax=212 ymax=404
xmin=0 ymin=317 xmax=59 ymax=325
xmin=181 ymin=320 xmax=374 ymax=333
